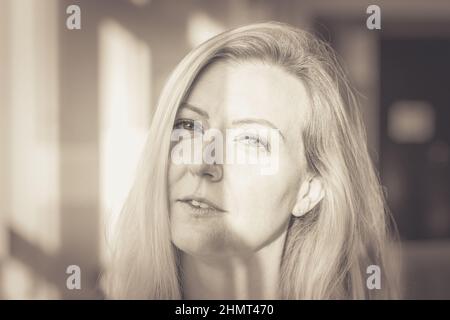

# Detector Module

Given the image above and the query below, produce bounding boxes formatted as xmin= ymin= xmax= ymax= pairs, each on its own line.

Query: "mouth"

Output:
xmin=177 ymin=196 xmax=227 ymax=214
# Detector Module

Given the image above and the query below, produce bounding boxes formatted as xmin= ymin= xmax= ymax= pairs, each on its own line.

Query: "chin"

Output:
xmin=174 ymin=233 xmax=260 ymax=259
xmin=173 ymin=232 xmax=237 ymax=257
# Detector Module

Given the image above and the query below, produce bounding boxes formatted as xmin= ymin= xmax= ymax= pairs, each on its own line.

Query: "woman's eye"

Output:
xmin=236 ymin=134 xmax=269 ymax=151
xmin=173 ymin=119 xmax=203 ymax=134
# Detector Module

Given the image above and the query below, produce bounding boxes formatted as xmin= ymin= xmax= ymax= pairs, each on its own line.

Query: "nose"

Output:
xmin=188 ymin=161 xmax=223 ymax=182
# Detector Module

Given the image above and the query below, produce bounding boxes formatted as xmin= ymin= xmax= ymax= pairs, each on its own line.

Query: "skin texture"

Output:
xmin=168 ymin=61 xmax=314 ymax=298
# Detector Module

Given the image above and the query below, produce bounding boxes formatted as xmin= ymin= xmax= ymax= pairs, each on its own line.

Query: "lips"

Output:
xmin=177 ymin=196 xmax=227 ymax=213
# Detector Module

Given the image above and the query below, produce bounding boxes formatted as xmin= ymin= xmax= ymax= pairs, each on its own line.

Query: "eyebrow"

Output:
xmin=179 ymin=102 xmax=209 ymax=119
xmin=179 ymin=103 xmax=285 ymax=141
xmin=232 ymin=118 xmax=285 ymax=141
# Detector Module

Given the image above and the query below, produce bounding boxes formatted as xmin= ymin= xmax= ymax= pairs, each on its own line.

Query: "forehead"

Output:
xmin=184 ymin=61 xmax=310 ymax=133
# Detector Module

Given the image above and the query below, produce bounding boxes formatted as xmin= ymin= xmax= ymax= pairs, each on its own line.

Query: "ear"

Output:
xmin=292 ymin=176 xmax=324 ymax=217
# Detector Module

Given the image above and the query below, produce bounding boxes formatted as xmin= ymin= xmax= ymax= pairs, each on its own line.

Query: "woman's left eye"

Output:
xmin=236 ymin=134 xmax=269 ymax=150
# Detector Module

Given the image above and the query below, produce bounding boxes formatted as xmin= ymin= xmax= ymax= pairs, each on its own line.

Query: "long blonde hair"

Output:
xmin=103 ymin=22 xmax=400 ymax=299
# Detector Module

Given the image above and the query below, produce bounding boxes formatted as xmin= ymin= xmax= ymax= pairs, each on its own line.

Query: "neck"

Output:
xmin=181 ymin=229 xmax=287 ymax=299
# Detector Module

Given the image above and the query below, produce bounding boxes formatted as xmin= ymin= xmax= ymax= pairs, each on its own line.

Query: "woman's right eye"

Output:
xmin=173 ymin=119 xmax=203 ymax=134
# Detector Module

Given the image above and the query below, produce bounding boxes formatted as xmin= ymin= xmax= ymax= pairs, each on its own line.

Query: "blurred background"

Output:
xmin=0 ymin=0 xmax=449 ymax=299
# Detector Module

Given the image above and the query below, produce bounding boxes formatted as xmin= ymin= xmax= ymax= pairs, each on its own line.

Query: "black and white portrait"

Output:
xmin=0 ymin=0 xmax=449 ymax=303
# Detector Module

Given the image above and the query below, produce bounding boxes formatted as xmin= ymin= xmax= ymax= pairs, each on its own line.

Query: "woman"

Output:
xmin=103 ymin=22 xmax=400 ymax=299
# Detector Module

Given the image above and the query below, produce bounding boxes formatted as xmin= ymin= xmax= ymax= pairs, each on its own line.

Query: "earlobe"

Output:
xmin=292 ymin=202 xmax=306 ymax=217
xmin=292 ymin=177 xmax=324 ymax=217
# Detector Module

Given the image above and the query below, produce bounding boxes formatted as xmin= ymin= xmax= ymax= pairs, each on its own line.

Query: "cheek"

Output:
xmin=224 ymin=163 xmax=299 ymax=248
xmin=168 ymin=159 xmax=182 ymax=182
xmin=168 ymin=162 xmax=188 ymax=199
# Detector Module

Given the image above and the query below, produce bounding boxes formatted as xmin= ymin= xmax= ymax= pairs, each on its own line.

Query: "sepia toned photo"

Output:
xmin=0 ymin=0 xmax=449 ymax=304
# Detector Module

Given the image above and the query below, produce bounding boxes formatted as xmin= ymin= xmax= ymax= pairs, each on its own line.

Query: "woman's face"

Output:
xmin=168 ymin=61 xmax=310 ymax=258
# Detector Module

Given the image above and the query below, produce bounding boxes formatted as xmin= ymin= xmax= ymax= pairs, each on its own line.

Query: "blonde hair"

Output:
xmin=103 ymin=22 xmax=400 ymax=299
